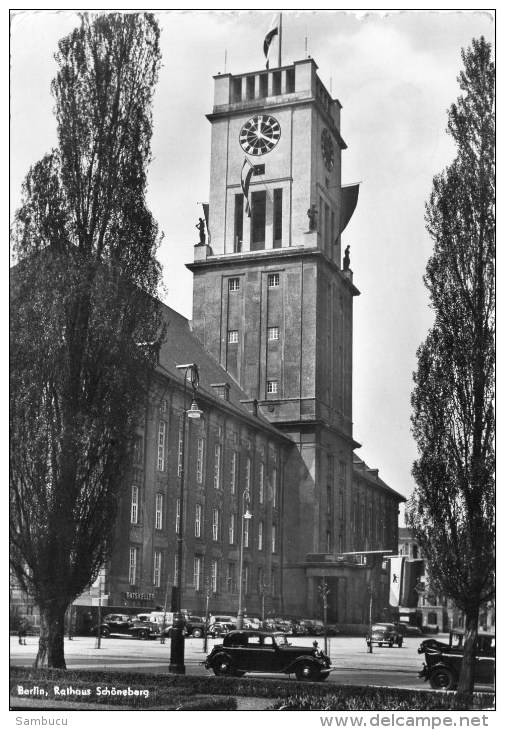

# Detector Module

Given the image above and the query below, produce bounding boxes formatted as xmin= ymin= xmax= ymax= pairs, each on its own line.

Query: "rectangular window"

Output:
xmin=245 ymin=456 xmax=251 ymax=491
xmin=228 ymin=330 xmax=239 ymax=344
xmin=286 ymin=67 xmax=295 ymax=93
xmin=326 ymin=530 xmax=332 ymax=553
xmin=154 ymin=550 xmax=161 ymax=588
xmin=267 ymin=380 xmax=278 ymax=394
xmin=229 ymin=512 xmax=236 ymax=544
xmin=196 ymin=437 xmax=204 ymax=484
xmin=272 ymin=467 xmax=278 ymax=507
xmin=157 ymin=421 xmax=166 ymax=471
xmin=234 ymin=193 xmax=243 ymax=253
xmin=195 ymin=504 xmax=202 ymax=538
xmin=176 ymin=498 xmax=181 ymax=534
xmin=227 ymin=563 xmax=236 ymax=593
xmin=267 ymin=326 xmax=279 ymax=341
xmin=251 ymin=190 xmax=266 ymax=250
xmin=258 ymin=520 xmax=264 ymax=551
xmin=243 ymin=518 xmax=250 ymax=549
xmin=232 ymin=77 xmax=242 ymax=103
xmin=230 ymin=452 xmax=237 ymax=494
xmin=268 ymin=273 xmax=280 ymax=287
xmin=194 ymin=556 xmax=202 ymax=591
xmin=259 ymin=73 xmax=268 ymax=97
xmin=272 ymin=70 xmax=281 ymax=95
xmin=155 ymin=493 xmax=163 ymax=530
xmin=259 ymin=463 xmax=264 ymax=503
xmin=178 ymin=422 xmax=183 ymax=476
xmin=229 ymin=278 xmax=240 ymax=292
xmin=131 ymin=485 xmax=139 ymax=524
xmin=211 ymin=559 xmax=219 ymax=593
xmin=273 ymin=188 xmax=282 ymax=247
xmin=246 ymin=74 xmax=255 ymax=100
xmin=272 ymin=523 xmax=277 ymax=553
xmin=212 ymin=509 xmax=220 ymax=541
xmin=129 ymin=547 xmax=137 ymax=585
xmin=214 ymin=444 xmax=222 ymax=489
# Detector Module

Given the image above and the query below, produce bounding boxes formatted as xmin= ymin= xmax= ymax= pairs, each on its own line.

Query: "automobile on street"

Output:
xmin=418 ymin=630 xmax=495 ymax=690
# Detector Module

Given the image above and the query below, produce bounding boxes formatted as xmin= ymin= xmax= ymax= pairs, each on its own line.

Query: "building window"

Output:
xmin=131 ymin=485 xmax=139 ymax=525
xmin=228 ymin=330 xmax=239 ymax=344
xmin=229 ymin=278 xmax=240 ymax=292
xmin=211 ymin=559 xmax=219 ymax=593
xmin=251 ymin=190 xmax=266 ymax=250
xmin=196 ymin=437 xmax=204 ymax=484
xmin=174 ymin=554 xmax=179 ymax=586
xmin=258 ymin=520 xmax=264 ymax=551
xmin=154 ymin=550 xmax=161 ymax=588
xmin=178 ymin=421 xmax=183 ymax=476
xmin=176 ymin=498 xmax=181 ymax=534
xmin=273 ymin=188 xmax=282 ymax=247
xmin=157 ymin=421 xmax=166 ymax=471
xmin=234 ymin=194 xmax=244 ymax=252
xmin=267 ymin=380 xmax=278 ymax=394
xmin=268 ymin=273 xmax=280 ymax=287
xmin=214 ymin=444 xmax=222 ymax=489
xmin=227 ymin=563 xmax=236 ymax=593
xmin=212 ymin=509 xmax=220 ymax=541
xmin=194 ymin=556 xmax=202 ymax=591
xmin=243 ymin=518 xmax=250 ymax=549
xmin=195 ymin=503 xmax=202 ymax=538
xmin=272 ymin=523 xmax=277 ymax=553
xmin=230 ymin=452 xmax=237 ymax=494
xmin=129 ymin=547 xmax=137 ymax=585
xmin=259 ymin=463 xmax=264 ymax=503
xmin=245 ymin=456 xmax=251 ymax=491
xmin=272 ymin=467 xmax=278 ymax=507
xmin=155 ymin=493 xmax=163 ymax=530
xmin=326 ymin=530 xmax=332 ymax=553
xmin=268 ymin=326 xmax=279 ymax=340
xmin=229 ymin=513 xmax=236 ymax=544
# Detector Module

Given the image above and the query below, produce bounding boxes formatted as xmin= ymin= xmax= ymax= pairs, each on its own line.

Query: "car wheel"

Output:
xmin=100 ymin=627 xmax=110 ymax=637
xmin=138 ymin=628 xmax=149 ymax=640
xmin=295 ymin=661 xmax=319 ymax=681
xmin=213 ymin=654 xmax=235 ymax=676
xmin=192 ymin=628 xmax=203 ymax=638
xmin=429 ymin=666 xmax=455 ymax=690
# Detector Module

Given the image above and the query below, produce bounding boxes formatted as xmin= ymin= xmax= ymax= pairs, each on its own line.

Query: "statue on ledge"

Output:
xmin=307 ymin=204 xmax=318 ymax=232
xmin=196 ymin=217 xmax=206 ymax=245
xmin=343 ymin=245 xmax=351 ymax=271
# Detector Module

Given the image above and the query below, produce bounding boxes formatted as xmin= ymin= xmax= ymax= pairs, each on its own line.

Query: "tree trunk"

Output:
xmin=33 ymin=603 xmax=67 ymax=669
xmin=456 ymin=606 xmax=479 ymax=698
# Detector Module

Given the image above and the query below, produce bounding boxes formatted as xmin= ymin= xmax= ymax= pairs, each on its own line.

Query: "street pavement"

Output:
xmin=10 ymin=633 xmax=434 ymax=690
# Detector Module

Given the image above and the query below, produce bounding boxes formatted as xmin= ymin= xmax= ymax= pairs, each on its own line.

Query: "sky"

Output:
xmin=9 ymin=7 xmax=495 ymax=520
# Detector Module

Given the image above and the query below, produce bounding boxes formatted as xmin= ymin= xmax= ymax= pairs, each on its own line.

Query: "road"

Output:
xmin=11 ymin=634 xmax=434 ymax=690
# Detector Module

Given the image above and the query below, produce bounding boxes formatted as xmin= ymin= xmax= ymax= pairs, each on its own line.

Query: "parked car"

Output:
xmin=207 ymin=621 xmax=235 ymax=637
xmin=366 ymin=622 xmax=404 ymax=648
xmin=418 ymin=637 xmax=451 ymax=655
xmin=185 ymin=615 xmax=206 ymax=638
xmin=289 ymin=619 xmax=309 ymax=636
xmin=419 ymin=630 xmax=495 ymax=690
xmin=204 ymin=630 xmax=334 ymax=681
xmin=92 ymin=613 xmax=138 ymax=637
xmin=129 ymin=617 xmax=162 ymax=639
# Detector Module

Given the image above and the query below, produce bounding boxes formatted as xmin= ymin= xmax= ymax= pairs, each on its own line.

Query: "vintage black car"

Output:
xmin=92 ymin=613 xmax=138 ymax=637
xmin=204 ymin=630 xmax=333 ymax=681
xmin=366 ymin=623 xmax=404 ymax=648
xmin=419 ymin=630 xmax=495 ymax=690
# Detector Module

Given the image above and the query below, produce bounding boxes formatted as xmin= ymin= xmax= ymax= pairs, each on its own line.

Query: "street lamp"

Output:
xmin=169 ymin=363 xmax=202 ymax=675
xmin=237 ymin=489 xmax=252 ymax=630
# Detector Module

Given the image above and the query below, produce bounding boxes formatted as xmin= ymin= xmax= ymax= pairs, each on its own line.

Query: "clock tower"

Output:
xmin=188 ymin=58 xmax=361 ymax=619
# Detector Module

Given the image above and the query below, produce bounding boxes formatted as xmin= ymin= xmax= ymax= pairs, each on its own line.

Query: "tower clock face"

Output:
xmin=321 ymin=128 xmax=334 ymax=171
xmin=239 ymin=115 xmax=281 ymax=156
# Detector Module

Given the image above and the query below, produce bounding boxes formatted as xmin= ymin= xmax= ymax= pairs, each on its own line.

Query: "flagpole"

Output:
xmin=278 ymin=13 xmax=282 ymax=68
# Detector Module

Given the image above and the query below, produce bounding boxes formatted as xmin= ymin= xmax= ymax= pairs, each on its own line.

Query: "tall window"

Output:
xmin=267 ymin=326 xmax=279 ymax=340
xmin=273 ymin=188 xmax=283 ymax=247
xmin=267 ymin=380 xmax=278 ymax=394
xmin=155 ymin=493 xmax=163 ymax=530
xmin=178 ymin=422 xmax=183 ymax=476
xmin=234 ymin=194 xmax=244 ymax=252
xmin=228 ymin=330 xmax=239 ymax=343
xmin=245 ymin=456 xmax=251 ymax=491
xmin=251 ymin=190 xmax=266 ymax=250
xmin=229 ymin=513 xmax=236 ymax=544
xmin=230 ymin=452 xmax=237 ymax=494
xmin=326 ymin=530 xmax=332 ymax=553
xmin=268 ymin=273 xmax=280 ymax=287
xmin=195 ymin=504 xmax=202 ymax=537
xmin=157 ymin=421 xmax=166 ymax=471
xmin=243 ymin=518 xmax=250 ymax=549
xmin=229 ymin=278 xmax=240 ymax=292
xmin=212 ymin=509 xmax=220 ymax=541
xmin=131 ymin=485 xmax=139 ymax=524
xmin=194 ymin=556 xmax=202 ymax=590
xmin=272 ymin=523 xmax=277 ymax=553
xmin=259 ymin=463 xmax=264 ymax=503
xmin=196 ymin=437 xmax=204 ymax=484
xmin=214 ymin=444 xmax=222 ymax=488
xmin=129 ymin=547 xmax=137 ymax=585
xmin=175 ymin=499 xmax=181 ymax=534
xmin=154 ymin=550 xmax=161 ymax=588
xmin=258 ymin=520 xmax=264 ymax=551
xmin=211 ymin=559 xmax=219 ymax=593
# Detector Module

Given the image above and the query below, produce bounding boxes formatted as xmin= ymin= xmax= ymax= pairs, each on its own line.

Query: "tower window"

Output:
xmin=267 ymin=380 xmax=278 ymax=394
xmin=234 ymin=194 xmax=243 ymax=252
xmin=268 ymin=326 xmax=279 ymax=341
xmin=273 ymin=188 xmax=282 ymax=247
xmin=246 ymin=75 xmax=255 ymax=100
xmin=272 ymin=70 xmax=281 ymax=95
xmin=229 ymin=278 xmax=240 ymax=292
xmin=228 ymin=330 xmax=239 ymax=343
xmin=232 ymin=77 xmax=242 ymax=103
xmin=268 ymin=273 xmax=280 ymax=287
xmin=286 ymin=67 xmax=295 ymax=93
xmin=251 ymin=191 xmax=266 ymax=250
xmin=259 ymin=74 xmax=268 ymax=97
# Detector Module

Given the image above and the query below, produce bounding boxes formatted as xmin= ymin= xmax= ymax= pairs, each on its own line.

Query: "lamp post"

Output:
xmin=236 ymin=488 xmax=252 ymax=630
xmin=169 ymin=363 xmax=202 ymax=674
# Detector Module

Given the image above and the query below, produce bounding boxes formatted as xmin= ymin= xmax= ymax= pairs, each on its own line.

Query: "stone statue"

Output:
xmin=196 ymin=218 xmax=206 ymax=245
xmin=307 ymin=204 xmax=318 ymax=232
xmin=343 ymin=245 xmax=351 ymax=270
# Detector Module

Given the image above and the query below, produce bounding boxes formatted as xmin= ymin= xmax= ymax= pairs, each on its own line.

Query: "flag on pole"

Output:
xmin=241 ymin=159 xmax=255 ymax=217
xmin=264 ymin=14 xmax=279 ymax=69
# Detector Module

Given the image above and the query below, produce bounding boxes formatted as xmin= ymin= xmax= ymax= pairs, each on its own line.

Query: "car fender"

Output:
xmin=206 ymin=651 xmax=233 ymax=669
xmin=284 ymin=655 xmax=324 ymax=675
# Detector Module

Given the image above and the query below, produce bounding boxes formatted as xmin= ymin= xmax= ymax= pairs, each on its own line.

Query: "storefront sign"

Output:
xmin=125 ymin=592 xmax=154 ymax=601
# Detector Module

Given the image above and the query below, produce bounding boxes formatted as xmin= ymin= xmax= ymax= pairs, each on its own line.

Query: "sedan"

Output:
xmin=366 ymin=623 xmax=404 ymax=648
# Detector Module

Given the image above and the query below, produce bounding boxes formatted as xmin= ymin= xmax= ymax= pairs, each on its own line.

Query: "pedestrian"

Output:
xmin=18 ymin=619 xmax=27 ymax=645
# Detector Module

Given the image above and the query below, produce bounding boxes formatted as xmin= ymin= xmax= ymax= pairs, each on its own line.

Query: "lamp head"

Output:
xmin=244 ymin=507 xmax=253 ymax=520
xmin=187 ymin=398 xmax=203 ymax=419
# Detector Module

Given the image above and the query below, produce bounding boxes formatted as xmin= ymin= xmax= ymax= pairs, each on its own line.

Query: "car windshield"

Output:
xmin=274 ymin=633 xmax=289 ymax=646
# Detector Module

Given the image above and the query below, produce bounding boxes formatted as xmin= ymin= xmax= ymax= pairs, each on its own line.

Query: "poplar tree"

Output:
xmin=408 ymin=37 xmax=495 ymax=696
xmin=10 ymin=13 xmax=164 ymax=668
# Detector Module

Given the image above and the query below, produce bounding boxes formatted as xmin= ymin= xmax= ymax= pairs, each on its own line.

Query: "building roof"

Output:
xmin=352 ymin=454 xmax=406 ymax=502
xmin=156 ymin=303 xmax=291 ymax=442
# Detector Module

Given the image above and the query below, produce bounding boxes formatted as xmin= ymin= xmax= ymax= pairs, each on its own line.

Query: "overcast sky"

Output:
xmin=10 ymin=8 xmax=495 ymax=518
